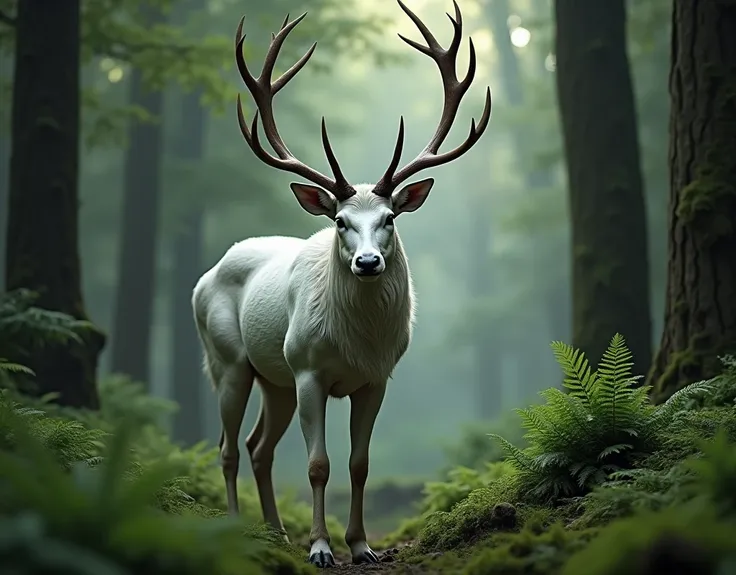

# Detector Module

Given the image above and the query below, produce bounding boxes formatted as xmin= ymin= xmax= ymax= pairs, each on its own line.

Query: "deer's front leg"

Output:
xmin=345 ymin=383 xmax=386 ymax=564
xmin=295 ymin=371 xmax=334 ymax=568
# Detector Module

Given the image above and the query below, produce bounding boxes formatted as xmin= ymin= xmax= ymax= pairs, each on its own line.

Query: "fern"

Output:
xmin=0 ymin=289 xmax=92 ymax=363
xmin=0 ymin=404 xmax=313 ymax=575
xmin=491 ymin=334 xmax=715 ymax=503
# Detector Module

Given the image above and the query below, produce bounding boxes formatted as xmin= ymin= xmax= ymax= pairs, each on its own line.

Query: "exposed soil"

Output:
xmin=329 ymin=546 xmax=443 ymax=574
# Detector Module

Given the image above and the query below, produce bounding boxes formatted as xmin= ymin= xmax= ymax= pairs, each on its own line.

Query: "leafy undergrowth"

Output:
xmin=0 ymin=388 xmax=318 ymax=574
xmin=0 ymin=365 xmax=361 ymax=574
xmin=380 ymin=336 xmax=736 ymax=575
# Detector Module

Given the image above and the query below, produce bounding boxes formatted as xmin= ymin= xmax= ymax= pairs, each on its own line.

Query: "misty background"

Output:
xmin=0 ymin=0 xmax=668 ymax=526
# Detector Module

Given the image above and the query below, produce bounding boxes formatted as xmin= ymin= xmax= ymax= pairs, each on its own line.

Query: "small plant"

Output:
xmin=490 ymin=334 xmax=712 ymax=503
xmin=422 ymin=461 xmax=516 ymax=515
xmin=0 ymin=289 xmax=93 ymax=388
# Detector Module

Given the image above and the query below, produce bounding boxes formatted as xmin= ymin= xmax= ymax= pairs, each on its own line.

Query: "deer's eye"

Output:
xmin=384 ymin=214 xmax=395 ymax=227
xmin=335 ymin=217 xmax=347 ymax=230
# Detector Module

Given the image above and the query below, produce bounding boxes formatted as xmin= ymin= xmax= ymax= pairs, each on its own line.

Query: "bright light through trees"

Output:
xmin=510 ymin=26 xmax=531 ymax=48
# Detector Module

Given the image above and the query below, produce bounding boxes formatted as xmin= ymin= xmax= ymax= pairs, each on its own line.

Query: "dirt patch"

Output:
xmin=329 ymin=546 xmax=444 ymax=574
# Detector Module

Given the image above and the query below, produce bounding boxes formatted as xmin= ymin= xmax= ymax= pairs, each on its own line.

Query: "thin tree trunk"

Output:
xmin=6 ymin=0 xmax=103 ymax=408
xmin=171 ymin=88 xmax=207 ymax=445
xmin=466 ymin=181 xmax=502 ymax=418
xmin=647 ymin=0 xmax=736 ymax=402
xmin=109 ymin=7 xmax=165 ymax=385
xmin=554 ymin=0 xmax=652 ymax=374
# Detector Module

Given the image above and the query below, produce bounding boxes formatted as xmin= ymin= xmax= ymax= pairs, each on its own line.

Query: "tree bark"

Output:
xmin=647 ymin=0 xmax=736 ymax=402
xmin=109 ymin=7 xmax=165 ymax=386
xmin=171 ymin=88 xmax=207 ymax=445
xmin=0 ymin=55 xmax=10 ymax=291
xmin=6 ymin=0 xmax=103 ymax=408
xmin=554 ymin=0 xmax=652 ymax=374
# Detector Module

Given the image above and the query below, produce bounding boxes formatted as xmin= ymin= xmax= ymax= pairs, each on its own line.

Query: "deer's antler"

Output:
xmin=235 ymin=13 xmax=355 ymax=201
xmin=373 ymin=0 xmax=492 ymax=197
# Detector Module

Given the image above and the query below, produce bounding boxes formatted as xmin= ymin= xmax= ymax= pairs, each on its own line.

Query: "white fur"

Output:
xmin=192 ymin=182 xmax=430 ymax=565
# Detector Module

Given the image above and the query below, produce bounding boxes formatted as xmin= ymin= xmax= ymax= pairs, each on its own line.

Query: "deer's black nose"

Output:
xmin=355 ymin=254 xmax=381 ymax=273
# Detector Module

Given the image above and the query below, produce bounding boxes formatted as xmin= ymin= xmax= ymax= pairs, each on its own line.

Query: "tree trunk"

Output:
xmin=466 ymin=184 xmax=502 ymax=418
xmin=647 ymin=0 xmax=736 ymax=402
xmin=109 ymin=7 xmax=165 ymax=386
xmin=6 ymin=0 xmax=103 ymax=408
xmin=0 ymin=55 xmax=10 ymax=291
xmin=554 ymin=0 xmax=652 ymax=374
xmin=171 ymin=88 xmax=207 ymax=445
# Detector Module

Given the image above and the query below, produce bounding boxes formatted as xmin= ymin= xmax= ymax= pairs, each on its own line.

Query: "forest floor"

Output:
xmin=332 ymin=546 xmax=436 ymax=574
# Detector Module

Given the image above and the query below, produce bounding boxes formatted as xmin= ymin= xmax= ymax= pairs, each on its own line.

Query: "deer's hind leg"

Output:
xmin=216 ymin=360 xmax=255 ymax=515
xmin=246 ymin=380 xmax=297 ymax=539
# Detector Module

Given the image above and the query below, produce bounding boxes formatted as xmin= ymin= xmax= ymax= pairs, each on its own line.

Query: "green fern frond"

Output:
xmin=649 ymin=379 xmax=715 ymax=431
xmin=550 ymin=340 xmax=598 ymax=402
xmin=488 ymin=433 xmax=539 ymax=473
xmin=0 ymin=359 xmax=34 ymax=375
xmin=597 ymin=444 xmax=633 ymax=460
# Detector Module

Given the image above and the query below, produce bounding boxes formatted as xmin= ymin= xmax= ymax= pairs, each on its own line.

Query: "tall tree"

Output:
xmin=171 ymin=87 xmax=207 ymax=444
xmin=0 ymin=54 xmax=9 ymax=291
xmin=5 ymin=0 xmax=103 ymax=407
xmin=109 ymin=6 xmax=166 ymax=385
xmin=554 ymin=0 xmax=652 ymax=374
xmin=648 ymin=0 xmax=736 ymax=401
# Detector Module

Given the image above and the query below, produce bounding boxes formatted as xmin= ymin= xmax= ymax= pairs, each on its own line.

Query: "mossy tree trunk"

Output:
xmin=171 ymin=87 xmax=207 ymax=444
xmin=6 ymin=0 xmax=103 ymax=408
xmin=647 ymin=0 xmax=736 ymax=402
xmin=554 ymin=0 xmax=652 ymax=374
xmin=109 ymin=6 xmax=165 ymax=386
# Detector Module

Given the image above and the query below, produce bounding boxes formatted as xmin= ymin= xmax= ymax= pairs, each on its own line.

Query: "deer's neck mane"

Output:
xmin=303 ymin=227 xmax=414 ymax=382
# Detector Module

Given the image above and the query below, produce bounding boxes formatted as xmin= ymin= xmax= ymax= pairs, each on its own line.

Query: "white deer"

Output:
xmin=192 ymin=0 xmax=491 ymax=567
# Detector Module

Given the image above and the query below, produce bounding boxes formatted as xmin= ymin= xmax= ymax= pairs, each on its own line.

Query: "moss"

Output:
xmin=562 ymin=508 xmax=736 ymax=575
xmin=462 ymin=523 xmax=597 ymax=575
xmin=412 ymin=479 xmax=572 ymax=554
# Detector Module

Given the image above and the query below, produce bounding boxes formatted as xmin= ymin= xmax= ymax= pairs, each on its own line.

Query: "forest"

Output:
xmin=0 ymin=0 xmax=735 ymax=573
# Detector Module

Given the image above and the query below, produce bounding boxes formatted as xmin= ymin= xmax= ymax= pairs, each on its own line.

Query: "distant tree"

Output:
xmin=109 ymin=5 xmax=166 ymax=385
xmin=5 ymin=0 xmax=104 ymax=408
xmin=169 ymin=0 xmax=207 ymax=445
xmin=553 ymin=0 xmax=652 ymax=375
xmin=648 ymin=0 xmax=736 ymax=402
xmin=170 ymin=88 xmax=206 ymax=444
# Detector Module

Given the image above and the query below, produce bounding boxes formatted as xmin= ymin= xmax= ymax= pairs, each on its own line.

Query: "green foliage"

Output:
xmin=490 ymin=334 xmax=712 ymax=503
xmin=441 ymin=414 xmax=526 ymax=472
xmin=13 ymin=375 xmax=348 ymax=552
xmin=0 ymin=392 xmax=313 ymax=574
xmin=415 ymin=474 xmax=525 ymax=552
xmin=0 ymin=289 xmax=93 ymax=376
xmin=683 ymin=355 xmax=736 ymax=409
xmin=563 ymin=507 xmax=736 ymax=575
xmin=461 ymin=523 xmax=597 ymax=575
xmin=422 ymin=461 xmax=516 ymax=516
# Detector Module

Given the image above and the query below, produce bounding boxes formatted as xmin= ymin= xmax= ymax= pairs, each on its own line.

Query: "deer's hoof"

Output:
xmin=308 ymin=550 xmax=336 ymax=568
xmin=352 ymin=549 xmax=380 ymax=564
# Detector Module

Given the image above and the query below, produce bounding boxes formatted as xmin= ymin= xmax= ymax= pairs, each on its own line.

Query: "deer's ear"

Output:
xmin=391 ymin=178 xmax=434 ymax=215
xmin=290 ymin=183 xmax=337 ymax=218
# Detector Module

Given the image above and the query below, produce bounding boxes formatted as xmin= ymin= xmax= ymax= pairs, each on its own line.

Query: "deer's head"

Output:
xmin=234 ymin=0 xmax=492 ymax=281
